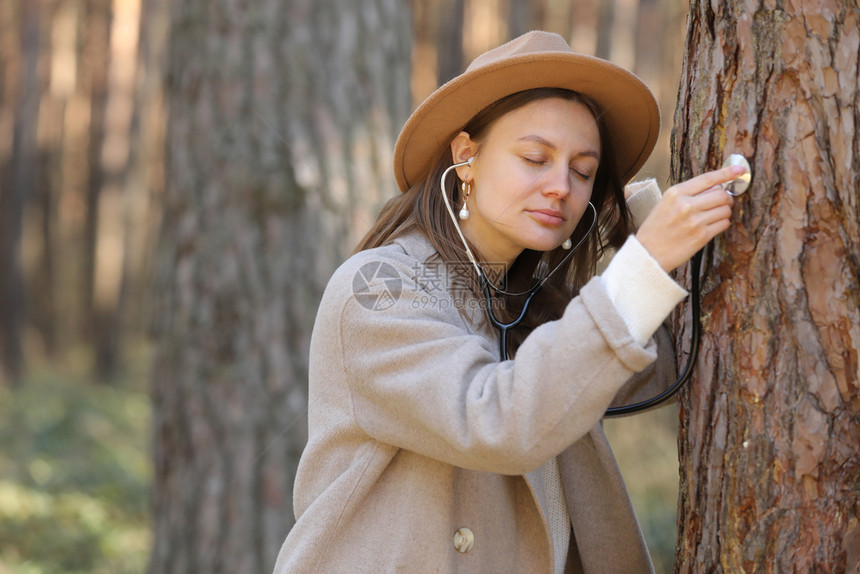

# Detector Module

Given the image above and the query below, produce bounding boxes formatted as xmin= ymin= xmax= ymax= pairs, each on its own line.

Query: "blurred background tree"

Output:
xmin=147 ymin=0 xmax=410 ymax=571
xmin=1 ymin=1 xmax=698 ymax=572
xmin=0 ymin=0 xmax=165 ymax=385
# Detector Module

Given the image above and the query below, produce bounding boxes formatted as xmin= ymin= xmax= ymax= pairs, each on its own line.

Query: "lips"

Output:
xmin=528 ymin=209 xmax=565 ymax=226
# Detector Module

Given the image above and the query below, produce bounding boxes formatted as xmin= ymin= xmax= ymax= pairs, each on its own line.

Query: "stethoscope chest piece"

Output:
xmin=721 ymin=154 xmax=752 ymax=196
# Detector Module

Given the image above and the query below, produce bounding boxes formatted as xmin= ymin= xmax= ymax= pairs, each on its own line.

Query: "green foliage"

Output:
xmin=0 ymin=370 xmax=151 ymax=574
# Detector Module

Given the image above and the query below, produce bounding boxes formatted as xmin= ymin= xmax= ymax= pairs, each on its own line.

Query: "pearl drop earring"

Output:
xmin=459 ymin=180 xmax=472 ymax=221
xmin=561 ymin=238 xmax=572 ymax=250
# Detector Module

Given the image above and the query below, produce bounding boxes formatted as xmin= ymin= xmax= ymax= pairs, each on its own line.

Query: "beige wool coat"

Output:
xmin=274 ymin=224 xmax=678 ymax=573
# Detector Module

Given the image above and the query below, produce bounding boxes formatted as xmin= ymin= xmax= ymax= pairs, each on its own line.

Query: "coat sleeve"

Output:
xmin=334 ymin=249 xmax=661 ymax=476
xmin=606 ymin=320 xmax=678 ymax=412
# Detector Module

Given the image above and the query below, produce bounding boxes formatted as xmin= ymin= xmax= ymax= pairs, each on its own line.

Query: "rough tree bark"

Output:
xmin=147 ymin=1 xmax=410 ymax=572
xmin=672 ymin=1 xmax=860 ymax=572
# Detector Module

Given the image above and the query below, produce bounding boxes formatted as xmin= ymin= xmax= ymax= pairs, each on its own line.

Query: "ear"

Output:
xmin=450 ymin=131 xmax=477 ymax=181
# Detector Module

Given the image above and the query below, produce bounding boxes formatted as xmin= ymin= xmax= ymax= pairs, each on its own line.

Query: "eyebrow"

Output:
xmin=516 ymin=134 xmax=600 ymax=160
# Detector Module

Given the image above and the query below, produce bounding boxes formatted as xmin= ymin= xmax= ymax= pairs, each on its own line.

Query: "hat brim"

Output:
xmin=394 ymin=52 xmax=660 ymax=192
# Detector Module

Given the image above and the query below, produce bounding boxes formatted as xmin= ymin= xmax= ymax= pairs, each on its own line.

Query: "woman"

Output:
xmin=274 ymin=31 xmax=742 ymax=573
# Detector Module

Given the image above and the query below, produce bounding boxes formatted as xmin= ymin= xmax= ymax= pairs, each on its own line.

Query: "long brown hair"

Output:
xmin=355 ymin=88 xmax=632 ymax=355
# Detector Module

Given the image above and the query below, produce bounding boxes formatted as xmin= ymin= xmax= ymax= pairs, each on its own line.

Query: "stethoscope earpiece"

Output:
xmin=721 ymin=154 xmax=752 ymax=196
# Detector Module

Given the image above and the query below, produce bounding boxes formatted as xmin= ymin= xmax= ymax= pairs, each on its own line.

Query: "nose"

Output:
xmin=540 ymin=162 xmax=572 ymax=199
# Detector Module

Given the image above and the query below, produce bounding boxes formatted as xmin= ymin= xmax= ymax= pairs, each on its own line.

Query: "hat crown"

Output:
xmin=466 ymin=31 xmax=572 ymax=73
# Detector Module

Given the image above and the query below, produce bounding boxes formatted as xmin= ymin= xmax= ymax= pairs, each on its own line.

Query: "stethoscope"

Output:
xmin=440 ymin=154 xmax=752 ymax=416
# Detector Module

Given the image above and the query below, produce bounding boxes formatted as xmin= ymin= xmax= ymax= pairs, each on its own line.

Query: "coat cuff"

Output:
xmin=624 ymin=178 xmax=663 ymax=229
xmin=600 ymin=235 xmax=687 ymax=346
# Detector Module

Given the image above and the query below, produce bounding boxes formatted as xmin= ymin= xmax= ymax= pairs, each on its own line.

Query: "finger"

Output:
xmin=680 ymin=207 xmax=732 ymax=249
xmin=672 ymin=165 xmax=748 ymax=197
xmin=698 ymin=203 xmax=734 ymax=227
xmin=692 ymin=186 xmax=735 ymax=210
xmin=701 ymin=215 xmax=732 ymax=240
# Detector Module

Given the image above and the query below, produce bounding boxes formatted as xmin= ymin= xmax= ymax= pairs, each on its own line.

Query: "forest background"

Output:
xmin=3 ymin=0 xmax=694 ymax=572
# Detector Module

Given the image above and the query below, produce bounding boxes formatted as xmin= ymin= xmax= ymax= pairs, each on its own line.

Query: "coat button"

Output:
xmin=453 ymin=527 xmax=474 ymax=553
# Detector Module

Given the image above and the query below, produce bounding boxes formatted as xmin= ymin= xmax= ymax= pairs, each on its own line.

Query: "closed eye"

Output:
xmin=522 ymin=153 xmax=595 ymax=180
xmin=570 ymin=167 xmax=591 ymax=181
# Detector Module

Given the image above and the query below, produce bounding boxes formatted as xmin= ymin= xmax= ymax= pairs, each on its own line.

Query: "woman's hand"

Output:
xmin=636 ymin=165 xmax=744 ymax=273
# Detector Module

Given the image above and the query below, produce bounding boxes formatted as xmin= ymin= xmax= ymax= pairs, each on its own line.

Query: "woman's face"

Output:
xmin=452 ymin=97 xmax=600 ymax=267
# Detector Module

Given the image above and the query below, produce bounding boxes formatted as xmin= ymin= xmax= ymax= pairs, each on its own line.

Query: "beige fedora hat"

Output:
xmin=393 ymin=30 xmax=660 ymax=192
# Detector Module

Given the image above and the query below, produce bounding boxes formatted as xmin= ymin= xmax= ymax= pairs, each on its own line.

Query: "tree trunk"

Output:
xmin=31 ymin=0 xmax=74 ymax=361
xmin=672 ymin=2 xmax=860 ymax=572
xmin=0 ymin=0 xmax=40 ymax=384
xmin=90 ymin=0 xmax=143 ymax=380
xmin=507 ymin=0 xmax=533 ymax=40
xmin=148 ymin=1 xmax=411 ymax=572
xmin=594 ymin=0 xmax=615 ymax=61
xmin=81 ymin=0 xmax=116 ymax=378
xmin=31 ymin=89 xmax=63 ymax=359
xmin=534 ymin=0 xmax=571 ymax=40
xmin=436 ymin=0 xmax=465 ymax=84
xmin=632 ymin=0 xmax=661 ymax=86
xmin=569 ymin=0 xmax=598 ymax=55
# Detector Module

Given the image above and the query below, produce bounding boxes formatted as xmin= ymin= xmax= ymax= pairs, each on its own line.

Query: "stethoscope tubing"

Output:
xmin=603 ymin=248 xmax=703 ymax=417
xmin=440 ymin=157 xmax=703 ymax=415
xmin=479 ymin=274 xmax=539 ymax=361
